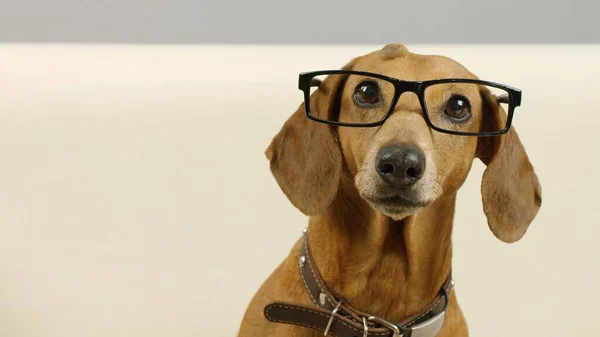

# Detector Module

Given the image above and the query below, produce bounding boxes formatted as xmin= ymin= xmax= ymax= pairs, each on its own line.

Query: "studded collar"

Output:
xmin=264 ymin=229 xmax=454 ymax=337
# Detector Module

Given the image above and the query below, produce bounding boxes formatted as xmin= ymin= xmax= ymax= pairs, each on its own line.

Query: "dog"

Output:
xmin=238 ymin=44 xmax=542 ymax=337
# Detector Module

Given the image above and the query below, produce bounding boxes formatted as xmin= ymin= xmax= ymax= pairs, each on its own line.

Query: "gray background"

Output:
xmin=0 ymin=0 xmax=598 ymax=43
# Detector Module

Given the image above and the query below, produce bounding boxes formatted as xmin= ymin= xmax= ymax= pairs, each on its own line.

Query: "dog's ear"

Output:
xmin=477 ymin=88 xmax=542 ymax=243
xmin=265 ymin=68 xmax=350 ymax=216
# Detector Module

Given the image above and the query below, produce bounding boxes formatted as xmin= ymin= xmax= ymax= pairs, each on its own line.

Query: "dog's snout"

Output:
xmin=376 ymin=143 xmax=426 ymax=187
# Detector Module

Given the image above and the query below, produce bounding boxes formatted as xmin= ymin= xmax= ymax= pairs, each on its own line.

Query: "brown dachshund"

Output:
xmin=238 ymin=44 xmax=542 ymax=337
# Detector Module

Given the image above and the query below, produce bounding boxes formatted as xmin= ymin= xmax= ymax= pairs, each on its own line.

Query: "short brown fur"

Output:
xmin=238 ymin=44 xmax=541 ymax=336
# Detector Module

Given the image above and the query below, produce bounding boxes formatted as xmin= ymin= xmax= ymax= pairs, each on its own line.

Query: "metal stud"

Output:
xmin=319 ymin=292 xmax=327 ymax=306
xmin=299 ymin=255 xmax=306 ymax=268
xmin=303 ymin=227 xmax=308 ymax=235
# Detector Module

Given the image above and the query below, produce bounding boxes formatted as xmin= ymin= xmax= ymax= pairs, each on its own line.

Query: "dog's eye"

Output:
xmin=354 ymin=81 xmax=380 ymax=105
xmin=444 ymin=95 xmax=471 ymax=121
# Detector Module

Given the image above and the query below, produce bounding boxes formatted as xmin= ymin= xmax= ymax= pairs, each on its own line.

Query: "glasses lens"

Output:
xmin=423 ymin=82 xmax=510 ymax=134
xmin=308 ymin=73 xmax=395 ymax=125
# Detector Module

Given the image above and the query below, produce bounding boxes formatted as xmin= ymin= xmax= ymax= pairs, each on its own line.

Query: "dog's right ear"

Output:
xmin=477 ymin=87 xmax=542 ymax=243
xmin=265 ymin=68 xmax=351 ymax=216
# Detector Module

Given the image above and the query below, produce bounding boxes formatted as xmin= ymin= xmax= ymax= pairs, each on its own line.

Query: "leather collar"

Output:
xmin=264 ymin=228 xmax=454 ymax=337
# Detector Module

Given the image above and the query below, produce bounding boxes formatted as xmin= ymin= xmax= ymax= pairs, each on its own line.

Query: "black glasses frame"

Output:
xmin=299 ymin=70 xmax=522 ymax=136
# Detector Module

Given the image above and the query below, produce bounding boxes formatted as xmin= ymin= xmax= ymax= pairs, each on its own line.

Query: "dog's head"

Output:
xmin=266 ymin=44 xmax=541 ymax=243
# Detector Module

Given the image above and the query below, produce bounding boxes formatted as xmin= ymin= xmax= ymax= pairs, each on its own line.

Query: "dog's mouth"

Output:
xmin=375 ymin=194 xmax=430 ymax=208
xmin=355 ymin=167 xmax=436 ymax=217
xmin=363 ymin=192 xmax=432 ymax=220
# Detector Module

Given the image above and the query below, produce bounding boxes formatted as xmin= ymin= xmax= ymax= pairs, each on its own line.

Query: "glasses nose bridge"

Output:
xmin=394 ymin=80 xmax=420 ymax=94
xmin=391 ymin=80 xmax=423 ymax=111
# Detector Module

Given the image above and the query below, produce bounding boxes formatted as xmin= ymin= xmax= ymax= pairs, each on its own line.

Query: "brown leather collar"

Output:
xmin=264 ymin=228 xmax=453 ymax=337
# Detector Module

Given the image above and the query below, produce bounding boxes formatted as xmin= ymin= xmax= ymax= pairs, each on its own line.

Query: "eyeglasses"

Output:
xmin=299 ymin=70 xmax=522 ymax=136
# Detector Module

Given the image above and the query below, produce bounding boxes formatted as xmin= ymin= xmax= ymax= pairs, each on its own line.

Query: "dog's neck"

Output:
xmin=307 ymin=175 xmax=455 ymax=323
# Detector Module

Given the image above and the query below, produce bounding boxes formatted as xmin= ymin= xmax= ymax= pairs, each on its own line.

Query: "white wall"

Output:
xmin=0 ymin=45 xmax=599 ymax=336
xmin=1 ymin=1 xmax=599 ymax=43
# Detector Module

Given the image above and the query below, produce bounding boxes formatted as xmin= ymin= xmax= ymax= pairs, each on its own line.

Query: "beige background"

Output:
xmin=0 ymin=45 xmax=599 ymax=336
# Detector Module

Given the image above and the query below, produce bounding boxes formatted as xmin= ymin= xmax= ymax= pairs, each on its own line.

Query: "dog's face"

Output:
xmin=267 ymin=44 xmax=541 ymax=242
xmin=337 ymin=46 xmax=482 ymax=219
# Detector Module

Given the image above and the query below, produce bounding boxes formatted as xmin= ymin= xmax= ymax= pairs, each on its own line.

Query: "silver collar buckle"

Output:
xmin=367 ymin=316 xmax=404 ymax=337
xmin=323 ymin=301 xmax=343 ymax=336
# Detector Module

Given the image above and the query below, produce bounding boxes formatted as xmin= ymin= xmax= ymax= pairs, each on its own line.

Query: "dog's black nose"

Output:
xmin=376 ymin=143 xmax=426 ymax=187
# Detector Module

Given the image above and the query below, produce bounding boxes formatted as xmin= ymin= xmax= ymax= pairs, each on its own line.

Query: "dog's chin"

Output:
xmin=363 ymin=194 xmax=432 ymax=220
xmin=380 ymin=208 xmax=418 ymax=221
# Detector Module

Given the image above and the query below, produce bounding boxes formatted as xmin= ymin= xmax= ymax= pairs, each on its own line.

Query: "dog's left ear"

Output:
xmin=265 ymin=64 xmax=353 ymax=216
xmin=477 ymin=88 xmax=542 ymax=243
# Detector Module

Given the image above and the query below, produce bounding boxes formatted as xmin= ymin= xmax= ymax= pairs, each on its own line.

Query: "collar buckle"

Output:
xmin=323 ymin=300 xmax=343 ymax=336
xmin=367 ymin=316 xmax=404 ymax=337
